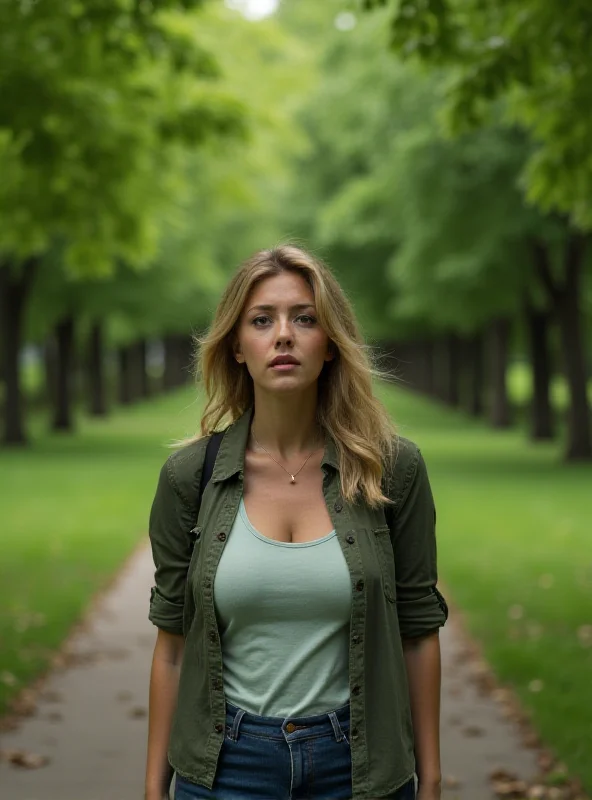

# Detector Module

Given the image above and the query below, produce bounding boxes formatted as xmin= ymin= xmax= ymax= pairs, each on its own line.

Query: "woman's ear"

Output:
xmin=233 ymin=337 xmax=244 ymax=363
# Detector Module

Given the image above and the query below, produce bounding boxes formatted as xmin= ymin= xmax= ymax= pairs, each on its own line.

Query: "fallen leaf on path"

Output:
xmin=129 ymin=706 xmax=147 ymax=719
xmin=41 ymin=690 xmax=63 ymax=703
xmin=1 ymin=749 xmax=50 ymax=769
xmin=489 ymin=766 xmax=528 ymax=797
xmin=10 ymin=688 xmax=38 ymax=717
xmin=462 ymin=725 xmax=485 ymax=737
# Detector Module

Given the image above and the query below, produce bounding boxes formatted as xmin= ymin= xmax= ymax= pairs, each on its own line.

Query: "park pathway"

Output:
xmin=0 ymin=544 xmax=541 ymax=800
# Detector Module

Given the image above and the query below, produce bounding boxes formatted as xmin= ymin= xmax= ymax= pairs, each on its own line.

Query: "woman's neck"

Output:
xmin=250 ymin=389 xmax=323 ymax=459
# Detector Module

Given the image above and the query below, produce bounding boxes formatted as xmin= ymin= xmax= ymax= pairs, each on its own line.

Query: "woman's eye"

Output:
xmin=250 ymin=314 xmax=317 ymax=326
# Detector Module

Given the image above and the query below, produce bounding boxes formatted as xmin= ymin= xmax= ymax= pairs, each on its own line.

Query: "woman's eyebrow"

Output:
xmin=247 ymin=303 xmax=316 ymax=313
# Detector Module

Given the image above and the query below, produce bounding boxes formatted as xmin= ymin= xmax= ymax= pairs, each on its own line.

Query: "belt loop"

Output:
xmin=328 ymin=710 xmax=347 ymax=743
xmin=228 ymin=707 xmax=246 ymax=741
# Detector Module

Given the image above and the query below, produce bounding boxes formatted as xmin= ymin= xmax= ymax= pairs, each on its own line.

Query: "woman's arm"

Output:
xmin=145 ymin=630 xmax=185 ymax=800
xmin=403 ymin=631 xmax=442 ymax=800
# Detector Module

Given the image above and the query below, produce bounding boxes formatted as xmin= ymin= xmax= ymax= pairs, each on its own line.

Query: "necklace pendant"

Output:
xmin=290 ymin=475 xmax=295 ymax=484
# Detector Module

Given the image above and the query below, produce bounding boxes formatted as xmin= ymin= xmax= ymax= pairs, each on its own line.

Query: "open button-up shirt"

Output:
xmin=148 ymin=406 xmax=448 ymax=798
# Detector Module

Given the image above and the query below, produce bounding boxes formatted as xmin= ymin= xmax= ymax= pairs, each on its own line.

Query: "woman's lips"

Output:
xmin=270 ymin=363 xmax=299 ymax=370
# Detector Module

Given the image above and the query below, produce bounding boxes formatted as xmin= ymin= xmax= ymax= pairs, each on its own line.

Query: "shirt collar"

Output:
xmin=211 ymin=405 xmax=339 ymax=482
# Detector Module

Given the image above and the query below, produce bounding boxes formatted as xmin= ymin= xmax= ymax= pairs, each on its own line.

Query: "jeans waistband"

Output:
xmin=224 ymin=700 xmax=351 ymax=743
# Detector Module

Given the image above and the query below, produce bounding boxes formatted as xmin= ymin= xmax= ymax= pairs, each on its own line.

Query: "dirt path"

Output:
xmin=0 ymin=545 xmax=545 ymax=799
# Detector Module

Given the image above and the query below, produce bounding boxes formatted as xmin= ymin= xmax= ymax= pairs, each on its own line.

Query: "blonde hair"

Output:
xmin=191 ymin=245 xmax=397 ymax=508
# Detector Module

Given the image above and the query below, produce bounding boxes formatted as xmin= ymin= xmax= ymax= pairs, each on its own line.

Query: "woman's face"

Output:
xmin=233 ymin=271 xmax=334 ymax=395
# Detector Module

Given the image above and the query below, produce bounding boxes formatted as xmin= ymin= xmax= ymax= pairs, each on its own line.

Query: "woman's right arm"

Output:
xmin=145 ymin=630 xmax=185 ymax=800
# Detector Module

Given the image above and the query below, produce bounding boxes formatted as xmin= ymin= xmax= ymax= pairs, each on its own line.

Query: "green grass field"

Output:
xmin=1 ymin=383 xmax=591 ymax=791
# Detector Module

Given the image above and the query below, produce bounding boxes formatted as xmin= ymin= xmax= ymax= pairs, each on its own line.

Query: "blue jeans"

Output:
xmin=174 ymin=699 xmax=416 ymax=799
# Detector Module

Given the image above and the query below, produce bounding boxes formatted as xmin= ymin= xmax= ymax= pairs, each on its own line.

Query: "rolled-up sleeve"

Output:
xmin=392 ymin=448 xmax=448 ymax=639
xmin=148 ymin=457 xmax=195 ymax=635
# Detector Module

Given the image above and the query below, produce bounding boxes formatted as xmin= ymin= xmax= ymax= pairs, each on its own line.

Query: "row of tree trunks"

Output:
xmin=380 ymin=242 xmax=591 ymax=459
xmin=44 ymin=328 xmax=193 ymax=428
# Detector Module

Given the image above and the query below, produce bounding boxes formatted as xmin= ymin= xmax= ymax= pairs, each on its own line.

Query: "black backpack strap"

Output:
xmin=199 ymin=430 xmax=224 ymax=499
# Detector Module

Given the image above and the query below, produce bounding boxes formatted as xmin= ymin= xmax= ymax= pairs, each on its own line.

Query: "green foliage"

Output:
xmin=0 ymin=0 xmax=245 ymax=276
xmin=363 ymin=0 xmax=592 ymax=229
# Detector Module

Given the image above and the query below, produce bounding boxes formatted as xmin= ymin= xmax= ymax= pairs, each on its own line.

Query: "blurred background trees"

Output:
xmin=0 ymin=0 xmax=590 ymax=461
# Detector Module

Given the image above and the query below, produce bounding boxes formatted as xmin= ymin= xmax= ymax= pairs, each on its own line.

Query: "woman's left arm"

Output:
xmin=385 ymin=443 xmax=448 ymax=800
xmin=402 ymin=631 xmax=442 ymax=800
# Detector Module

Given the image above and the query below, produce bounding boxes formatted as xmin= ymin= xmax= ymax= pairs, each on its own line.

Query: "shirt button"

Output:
xmin=217 ymin=532 xmax=227 ymax=541
xmin=352 ymin=685 xmax=361 ymax=696
xmin=355 ymin=580 xmax=364 ymax=592
xmin=346 ymin=535 xmax=355 ymax=544
xmin=334 ymin=500 xmax=343 ymax=513
xmin=214 ymin=723 xmax=224 ymax=734
xmin=352 ymin=634 xmax=361 ymax=644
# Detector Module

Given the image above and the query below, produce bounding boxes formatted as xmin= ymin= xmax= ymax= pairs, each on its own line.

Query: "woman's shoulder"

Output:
xmin=160 ymin=431 xmax=222 ymax=505
xmin=383 ymin=434 xmax=423 ymax=503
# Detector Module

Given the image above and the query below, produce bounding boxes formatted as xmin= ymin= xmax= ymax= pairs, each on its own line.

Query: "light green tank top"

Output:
xmin=213 ymin=496 xmax=351 ymax=718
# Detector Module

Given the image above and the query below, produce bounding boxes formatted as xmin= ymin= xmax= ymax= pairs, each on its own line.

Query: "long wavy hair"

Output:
xmin=189 ymin=245 xmax=397 ymax=508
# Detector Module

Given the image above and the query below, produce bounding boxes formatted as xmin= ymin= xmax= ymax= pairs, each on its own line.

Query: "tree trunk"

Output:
xmin=423 ymin=340 xmax=435 ymax=397
xmin=467 ymin=332 xmax=484 ymax=417
xmin=534 ymin=236 xmax=591 ymax=459
xmin=137 ymin=339 xmax=150 ymax=399
xmin=444 ymin=333 xmax=461 ymax=407
xmin=87 ymin=321 xmax=108 ymax=416
xmin=488 ymin=317 xmax=512 ymax=428
xmin=524 ymin=300 xmax=554 ymax=440
xmin=163 ymin=334 xmax=191 ymax=390
xmin=44 ymin=336 xmax=58 ymax=409
xmin=118 ymin=346 xmax=133 ymax=405
xmin=0 ymin=257 xmax=38 ymax=446
xmin=163 ymin=335 xmax=178 ymax=391
xmin=52 ymin=315 xmax=76 ymax=432
xmin=556 ymin=239 xmax=591 ymax=458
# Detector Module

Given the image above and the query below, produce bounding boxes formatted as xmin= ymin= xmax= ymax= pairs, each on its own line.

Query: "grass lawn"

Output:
xmin=377 ymin=382 xmax=592 ymax=793
xmin=0 ymin=389 xmax=202 ymax=715
xmin=1 ymin=382 xmax=591 ymax=792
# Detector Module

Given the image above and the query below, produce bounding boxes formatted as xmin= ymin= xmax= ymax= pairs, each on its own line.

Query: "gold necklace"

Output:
xmin=250 ymin=429 xmax=322 ymax=484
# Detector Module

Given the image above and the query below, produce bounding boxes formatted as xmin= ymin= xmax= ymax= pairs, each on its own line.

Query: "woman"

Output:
xmin=144 ymin=245 xmax=448 ymax=800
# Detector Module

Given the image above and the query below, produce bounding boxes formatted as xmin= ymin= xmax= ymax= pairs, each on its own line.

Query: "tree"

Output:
xmin=0 ymin=0 xmax=245 ymax=444
xmin=363 ymin=0 xmax=592 ymax=458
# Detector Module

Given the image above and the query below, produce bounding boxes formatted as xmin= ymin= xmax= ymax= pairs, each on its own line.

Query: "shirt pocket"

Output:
xmin=373 ymin=525 xmax=396 ymax=604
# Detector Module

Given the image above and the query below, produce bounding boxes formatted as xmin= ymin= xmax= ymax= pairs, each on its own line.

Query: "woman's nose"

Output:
xmin=275 ymin=318 xmax=293 ymax=345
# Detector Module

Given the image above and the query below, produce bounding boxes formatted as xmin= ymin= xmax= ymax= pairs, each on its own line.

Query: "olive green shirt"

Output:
xmin=148 ymin=406 xmax=448 ymax=798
